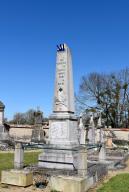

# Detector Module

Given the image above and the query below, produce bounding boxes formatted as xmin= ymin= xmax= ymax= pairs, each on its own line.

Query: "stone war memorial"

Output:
xmin=39 ymin=43 xmax=88 ymax=191
xmin=2 ymin=43 xmax=127 ymax=192
xmin=39 ymin=43 xmax=86 ymax=170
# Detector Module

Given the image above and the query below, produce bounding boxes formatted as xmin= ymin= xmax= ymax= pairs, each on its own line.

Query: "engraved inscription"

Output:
xmin=54 ymin=51 xmax=68 ymax=110
xmin=50 ymin=122 xmax=68 ymax=139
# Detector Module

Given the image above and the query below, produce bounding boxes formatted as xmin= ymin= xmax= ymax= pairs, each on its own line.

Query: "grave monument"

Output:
xmin=0 ymin=101 xmax=5 ymax=132
xmin=88 ymin=113 xmax=96 ymax=144
xmin=49 ymin=43 xmax=78 ymax=146
xmin=79 ymin=114 xmax=86 ymax=144
xmin=39 ymin=44 xmax=86 ymax=172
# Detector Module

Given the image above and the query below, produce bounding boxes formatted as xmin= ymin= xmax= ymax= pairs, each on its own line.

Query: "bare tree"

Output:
xmin=9 ymin=109 xmax=44 ymax=125
xmin=77 ymin=68 xmax=129 ymax=128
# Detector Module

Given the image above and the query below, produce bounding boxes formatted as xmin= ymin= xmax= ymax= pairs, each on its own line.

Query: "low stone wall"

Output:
xmin=8 ymin=125 xmax=45 ymax=143
xmin=9 ymin=128 xmax=33 ymax=142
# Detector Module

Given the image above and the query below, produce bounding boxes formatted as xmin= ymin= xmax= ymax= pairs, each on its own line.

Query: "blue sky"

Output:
xmin=0 ymin=0 xmax=129 ymax=120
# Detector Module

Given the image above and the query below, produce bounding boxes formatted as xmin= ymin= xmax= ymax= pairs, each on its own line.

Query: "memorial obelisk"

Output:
xmin=39 ymin=44 xmax=79 ymax=170
xmin=49 ymin=43 xmax=78 ymax=146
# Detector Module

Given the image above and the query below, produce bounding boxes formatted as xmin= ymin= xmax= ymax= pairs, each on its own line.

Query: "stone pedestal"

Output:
xmin=39 ymin=146 xmax=87 ymax=174
xmin=39 ymin=147 xmax=78 ymax=170
xmin=1 ymin=169 xmax=33 ymax=187
xmin=50 ymin=175 xmax=88 ymax=192
xmin=39 ymin=113 xmax=80 ymax=170
xmin=49 ymin=113 xmax=79 ymax=145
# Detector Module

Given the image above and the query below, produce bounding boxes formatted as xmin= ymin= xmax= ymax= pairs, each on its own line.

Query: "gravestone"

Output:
xmin=34 ymin=110 xmax=43 ymax=125
xmin=88 ymin=113 xmax=95 ymax=144
xmin=39 ymin=44 xmax=86 ymax=172
xmin=0 ymin=101 xmax=5 ymax=132
xmin=79 ymin=115 xmax=86 ymax=145
xmin=97 ymin=113 xmax=106 ymax=162
xmin=97 ymin=112 xmax=104 ymax=143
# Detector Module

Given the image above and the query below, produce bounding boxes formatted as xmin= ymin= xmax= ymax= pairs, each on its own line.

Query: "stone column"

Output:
xmin=99 ymin=144 xmax=106 ymax=162
xmin=14 ymin=143 xmax=24 ymax=169
xmin=77 ymin=147 xmax=87 ymax=177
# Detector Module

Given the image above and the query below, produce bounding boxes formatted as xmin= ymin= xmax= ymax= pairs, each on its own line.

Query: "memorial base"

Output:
xmin=38 ymin=146 xmax=79 ymax=170
xmin=1 ymin=169 xmax=33 ymax=187
xmin=50 ymin=175 xmax=89 ymax=192
xmin=38 ymin=114 xmax=80 ymax=170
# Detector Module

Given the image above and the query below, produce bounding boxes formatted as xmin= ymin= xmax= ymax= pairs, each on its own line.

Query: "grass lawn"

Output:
xmin=97 ymin=173 xmax=129 ymax=192
xmin=0 ymin=150 xmax=40 ymax=177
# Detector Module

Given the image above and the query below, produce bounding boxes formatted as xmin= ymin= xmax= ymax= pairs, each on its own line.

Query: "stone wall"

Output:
xmin=8 ymin=124 xmax=47 ymax=143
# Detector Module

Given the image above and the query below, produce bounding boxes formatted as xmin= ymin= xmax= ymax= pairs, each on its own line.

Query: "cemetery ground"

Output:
xmin=0 ymin=151 xmax=129 ymax=192
xmin=88 ymin=158 xmax=129 ymax=192
xmin=0 ymin=150 xmax=41 ymax=176
xmin=0 ymin=149 xmax=48 ymax=192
